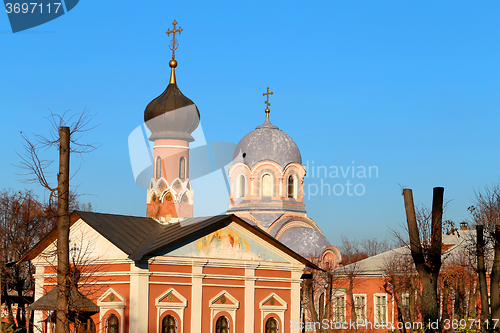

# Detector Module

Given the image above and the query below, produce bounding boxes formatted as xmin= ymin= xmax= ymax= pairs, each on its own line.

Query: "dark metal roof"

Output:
xmin=27 ymin=285 xmax=98 ymax=312
xmin=76 ymin=211 xmax=161 ymax=257
xmin=19 ymin=211 xmax=323 ymax=271
xmin=233 ymin=117 xmax=302 ymax=169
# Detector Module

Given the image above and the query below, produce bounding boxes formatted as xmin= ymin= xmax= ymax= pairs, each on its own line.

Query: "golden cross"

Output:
xmin=166 ymin=20 xmax=183 ymax=60
xmin=263 ymin=87 xmax=273 ymax=116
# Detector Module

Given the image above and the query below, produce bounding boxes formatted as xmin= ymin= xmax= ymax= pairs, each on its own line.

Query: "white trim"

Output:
xmin=259 ymin=293 xmax=287 ymax=333
xmin=244 ymin=265 xmax=256 ymax=333
xmin=148 ymin=256 xmax=305 ymax=271
xmin=155 ymin=288 xmax=187 ymax=333
xmin=32 ymin=266 xmax=45 ymax=333
xmin=97 ymin=288 xmax=126 ymax=333
xmin=353 ymin=293 xmax=367 ymax=326
xmin=129 ymin=264 xmax=150 ymax=332
xmin=191 ymin=265 xmax=203 ymax=333
xmin=154 ymin=145 xmax=189 ymax=149
xmin=290 ymin=270 xmax=302 ymax=333
xmin=332 ymin=289 xmax=347 ymax=323
xmin=374 ymin=293 xmax=389 ymax=324
xmin=209 ymin=290 xmax=240 ymax=333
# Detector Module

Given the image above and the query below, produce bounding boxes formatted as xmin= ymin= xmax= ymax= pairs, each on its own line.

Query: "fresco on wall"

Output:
xmin=166 ymin=226 xmax=287 ymax=262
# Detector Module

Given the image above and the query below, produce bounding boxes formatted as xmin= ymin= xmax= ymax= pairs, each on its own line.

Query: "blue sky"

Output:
xmin=1 ymin=1 xmax=499 ymax=247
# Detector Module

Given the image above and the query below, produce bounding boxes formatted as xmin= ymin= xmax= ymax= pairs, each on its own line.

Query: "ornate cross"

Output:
xmin=263 ymin=87 xmax=273 ymax=116
xmin=166 ymin=20 xmax=183 ymax=59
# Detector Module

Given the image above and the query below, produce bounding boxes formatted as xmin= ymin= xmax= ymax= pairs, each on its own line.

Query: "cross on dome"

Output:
xmin=166 ymin=20 xmax=183 ymax=60
xmin=263 ymin=87 xmax=273 ymax=117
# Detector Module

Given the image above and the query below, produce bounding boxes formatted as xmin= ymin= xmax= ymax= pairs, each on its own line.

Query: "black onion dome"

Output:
xmin=144 ymin=82 xmax=200 ymax=142
xmin=233 ymin=117 xmax=302 ymax=169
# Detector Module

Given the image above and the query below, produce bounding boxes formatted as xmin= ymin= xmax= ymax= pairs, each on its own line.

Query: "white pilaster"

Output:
xmin=32 ymin=265 xmax=45 ymax=332
xmin=129 ymin=262 xmax=150 ymax=332
xmin=290 ymin=267 xmax=303 ymax=333
xmin=244 ymin=263 xmax=258 ymax=333
xmin=191 ymin=260 xmax=205 ymax=332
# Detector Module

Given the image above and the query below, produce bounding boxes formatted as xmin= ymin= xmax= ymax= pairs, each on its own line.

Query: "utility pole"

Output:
xmin=56 ymin=126 xmax=70 ymax=333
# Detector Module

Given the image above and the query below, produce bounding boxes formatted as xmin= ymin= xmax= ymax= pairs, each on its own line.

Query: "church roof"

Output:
xmin=18 ymin=211 xmax=322 ymax=271
xmin=233 ymin=117 xmax=302 ymax=169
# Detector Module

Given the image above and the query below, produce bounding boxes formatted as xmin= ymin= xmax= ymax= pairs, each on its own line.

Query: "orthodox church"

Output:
xmin=22 ymin=22 xmax=339 ymax=333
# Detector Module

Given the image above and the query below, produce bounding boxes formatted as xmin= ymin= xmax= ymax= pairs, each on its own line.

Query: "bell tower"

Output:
xmin=143 ymin=21 xmax=200 ymax=222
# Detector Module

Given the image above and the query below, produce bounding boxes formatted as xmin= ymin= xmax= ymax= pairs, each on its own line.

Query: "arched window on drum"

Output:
xmin=236 ymin=174 xmax=246 ymax=198
xmin=155 ymin=157 xmax=162 ymax=179
xmin=261 ymin=174 xmax=272 ymax=197
xmin=287 ymin=174 xmax=297 ymax=199
xmin=179 ymin=157 xmax=186 ymax=179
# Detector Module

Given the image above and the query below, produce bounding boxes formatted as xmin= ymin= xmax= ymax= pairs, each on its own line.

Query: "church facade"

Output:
xmin=22 ymin=23 xmax=338 ymax=333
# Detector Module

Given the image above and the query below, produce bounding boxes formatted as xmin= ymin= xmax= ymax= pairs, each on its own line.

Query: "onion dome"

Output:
xmin=233 ymin=117 xmax=302 ymax=169
xmin=144 ymin=59 xmax=200 ymax=142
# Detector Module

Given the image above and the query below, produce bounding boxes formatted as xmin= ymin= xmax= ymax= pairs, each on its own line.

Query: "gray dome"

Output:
xmin=277 ymin=227 xmax=330 ymax=258
xmin=233 ymin=118 xmax=301 ymax=169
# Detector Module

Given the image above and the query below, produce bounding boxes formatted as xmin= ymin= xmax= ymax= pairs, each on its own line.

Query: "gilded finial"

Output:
xmin=263 ymin=87 xmax=273 ymax=117
xmin=166 ymin=20 xmax=182 ymax=84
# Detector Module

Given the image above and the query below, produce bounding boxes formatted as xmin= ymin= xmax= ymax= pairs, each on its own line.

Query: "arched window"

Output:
xmin=287 ymin=175 xmax=295 ymax=198
xmin=161 ymin=315 xmax=177 ymax=333
xmin=106 ymin=314 xmax=119 ymax=333
xmin=155 ymin=157 xmax=162 ymax=179
xmin=215 ymin=316 xmax=229 ymax=333
xmin=236 ymin=174 xmax=246 ymax=198
xmin=261 ymin=174 xmax=272 ymax=197
xmin=179 ymin=157 xmax=186 ymax=179
xmin=265 ymin=317 xmax=279 ymax=333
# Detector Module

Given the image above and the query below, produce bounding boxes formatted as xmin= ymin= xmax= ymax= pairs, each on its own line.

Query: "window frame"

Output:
xmin=179 ymin=157 xmax=186 ymax=179
xmin=374 ymin=293 xmax=388 ymax=324
xmin=155 ymin=157 xmax=162 ymax=179
xmin=332 ymin=289 xmax=346 ymax=323
xmin=161 ymin=314 xmax=177 ymax=333
xmin=236 ymin=174 xmax=246 ymax=198
xmin=353 ymin=293 xmax=367 ymax=325
xmin=215 ymin=316 xmax=230 ymax=333
xmin=265 ymin=316 xmax=279 ymax=333
xmin=261 ymin=173 xmax=273 ymax=197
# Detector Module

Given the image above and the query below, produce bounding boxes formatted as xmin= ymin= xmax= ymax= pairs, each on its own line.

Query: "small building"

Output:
xmin=330 ymin=228 xmax=476 ymax=332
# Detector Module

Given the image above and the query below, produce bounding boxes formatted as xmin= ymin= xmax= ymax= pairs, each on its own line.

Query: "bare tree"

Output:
xmin=361 ymin=237 xmax=391 ymax=257
xmin=383 ymin=252 xmax=419 ymax=333
xmin=469 ymin=183 xmax=500 ymax=330
xmin=403 ymin=187 xmax=444 ymax=333
xmin=17 ymin=110 xmax=97 ymax=333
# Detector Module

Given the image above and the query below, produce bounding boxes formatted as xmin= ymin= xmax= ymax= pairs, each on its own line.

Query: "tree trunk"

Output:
xmin=490 ymin=225 xmax=500 ymax=323
xmin=403 ymin=188 xmax=443 ymax=333
xmin=348 ymin=277 xmax=357 ymax=333
xmin=477 ymin=225 xmax=490 ymax=322
xmin=56 ymin=127 xmax=70 ymax=333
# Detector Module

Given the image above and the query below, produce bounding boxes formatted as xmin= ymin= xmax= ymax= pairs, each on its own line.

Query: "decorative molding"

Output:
xmin=259 ymin=292 xmax=287 ymax=333
xmin=98 ymin=288 xmax=126 ymax=333
xmin=154 ymin=145 xmax=189 ymax=149
xmin=209 ymin=290 xmax=239 ymax=333
xmin=155 ymin=288 xmax=188 ymax=333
